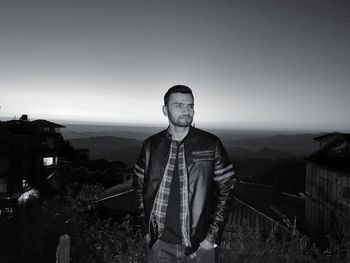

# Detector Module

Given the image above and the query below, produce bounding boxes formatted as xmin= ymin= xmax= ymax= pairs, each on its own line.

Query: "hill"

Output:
xmin=226 ymin=147 xmax=295 ymax=160
xmin=69 ymin=136 xmax=142 ymax=166
xmin=62 ymin=123 xmax=162 ymax=140
xmin=66 ymin=131 xmax=322 ymax=193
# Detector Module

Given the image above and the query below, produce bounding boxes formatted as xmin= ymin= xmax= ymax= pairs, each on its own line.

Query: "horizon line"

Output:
xmin=1 ymin=116 xmax=348 ymax=134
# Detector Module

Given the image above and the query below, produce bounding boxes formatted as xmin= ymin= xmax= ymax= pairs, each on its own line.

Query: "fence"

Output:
xmin=221 ymin=196 xmax=289 ymax=249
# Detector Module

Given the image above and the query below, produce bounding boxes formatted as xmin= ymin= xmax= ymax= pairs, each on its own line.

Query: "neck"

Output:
xmin=168 ymin=123 xmax=190 ymax=141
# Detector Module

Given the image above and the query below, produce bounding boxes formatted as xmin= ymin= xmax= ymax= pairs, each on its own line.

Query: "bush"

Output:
xmin=0 ymin=194 xmax=71 ymax=262
xmin=325 ymin=213 xmax=350 ymax=262
xmin=0 ymin=184 xmax=148 ymax=263
xmin=2 ymin=183 xmax=350 ymax=262
xmin=218 ymin=220 xmax=322 ymax=263
xmin=65 ymin=184 xmax=148 ymax=263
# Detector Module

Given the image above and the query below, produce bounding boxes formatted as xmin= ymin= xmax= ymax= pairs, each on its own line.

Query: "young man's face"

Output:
xmin=163 ymin=92 xmax=194 ymax=127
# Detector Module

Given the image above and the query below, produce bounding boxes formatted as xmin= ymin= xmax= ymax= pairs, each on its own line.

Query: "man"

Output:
xmin=133 ymin=85 xmax=235 ymax=262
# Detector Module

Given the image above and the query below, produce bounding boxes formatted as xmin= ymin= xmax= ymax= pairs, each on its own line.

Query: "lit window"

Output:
xmin=43 ymin=157 xmax=57 ymax=166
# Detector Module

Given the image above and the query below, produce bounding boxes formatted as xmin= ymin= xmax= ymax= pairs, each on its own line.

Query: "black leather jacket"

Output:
xmin=132 ymin=126 xmax=235 ymax=253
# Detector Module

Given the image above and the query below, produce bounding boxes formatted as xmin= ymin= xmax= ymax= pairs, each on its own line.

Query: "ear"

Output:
xmin=162 ymin=105 xmax=168 ymax=117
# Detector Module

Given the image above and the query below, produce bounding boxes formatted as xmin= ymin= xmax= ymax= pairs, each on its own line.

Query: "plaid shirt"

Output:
xmin=149 ymin=139 xmax=191 ymax=247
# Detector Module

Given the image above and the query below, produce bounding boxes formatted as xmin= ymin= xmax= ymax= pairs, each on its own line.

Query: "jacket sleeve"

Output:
xmin=205 ymin=139 xmax=235 ymax=245
xmin=132 ymin=140 xmax=148 ymax=236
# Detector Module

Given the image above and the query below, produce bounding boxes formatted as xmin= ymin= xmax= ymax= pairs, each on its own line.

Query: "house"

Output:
xmin=71 ymin=159 xmax=127 ymax=188
xmin=305 ymin=132 xmax=350 ymax=247
xmin=0 ymin=115 xmax=65 ymax=197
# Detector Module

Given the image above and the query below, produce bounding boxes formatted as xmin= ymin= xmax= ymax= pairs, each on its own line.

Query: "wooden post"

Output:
xmin=56 ymin=234 xmax=70 ymax=263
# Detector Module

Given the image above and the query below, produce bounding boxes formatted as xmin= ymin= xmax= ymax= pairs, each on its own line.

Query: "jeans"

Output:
xmin=148 ymin=239 xmax=216 ymax=263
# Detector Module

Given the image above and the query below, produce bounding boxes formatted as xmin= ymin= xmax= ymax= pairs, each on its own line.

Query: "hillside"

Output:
xmin=62 ymin=123 xmax=294 ymax=141
xmin=224 ymin=133 xmax=323 ymax=156
xmin=67 ymin=132 xmax=321 ymax=193
xmin=62 ymin=123 xmax=162 ymax=140
xmin=226 ymin=147 xmax=295 ymax=160
xmin=69 ymin=136 xmax=142 ymax=166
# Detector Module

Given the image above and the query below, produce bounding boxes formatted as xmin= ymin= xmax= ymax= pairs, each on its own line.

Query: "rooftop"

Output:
xmin=313 ymin=132 xmax=350 ymax=144
xmin=307 ymin=132 xmax=350 ymax=173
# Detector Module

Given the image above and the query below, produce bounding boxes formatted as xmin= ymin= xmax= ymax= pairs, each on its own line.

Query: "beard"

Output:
xmin=170 ymin=115 xmax=193 ymax=127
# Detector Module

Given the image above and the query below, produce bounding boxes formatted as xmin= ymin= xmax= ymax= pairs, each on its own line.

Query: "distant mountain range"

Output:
xmin=62 ymin=124 xmax=160 ymax=140
xmin=68 ymin=132 xmax=322 ymax=166
xmin=226 ymin=147 xmax=296 ymax=160
xmin=69 ymin=136 xmax=141 ymax=166
xmin=62 ymin=123 xmax=309 ymax=141
xmin=65 ymin=125 xmax=328 ymax=193
xmin=224 ymin=133 xmax=321 ymax=157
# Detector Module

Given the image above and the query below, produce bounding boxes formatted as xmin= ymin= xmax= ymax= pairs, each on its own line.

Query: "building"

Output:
xmin=72 ymin=159 xmax=127 ymax=188
xmin=305 ymin=132 xmax=350 ymax=247
xmin=0 ymin=115 xmax=65 ymax=197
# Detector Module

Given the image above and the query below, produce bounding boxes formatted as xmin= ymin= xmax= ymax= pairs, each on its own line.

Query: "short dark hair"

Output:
xmin=164 ymin=85 xmax=194 ymax=106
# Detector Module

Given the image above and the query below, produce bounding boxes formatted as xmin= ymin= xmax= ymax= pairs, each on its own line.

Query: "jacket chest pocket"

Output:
xmin=191 ymin=150 xmax=214 ymax=163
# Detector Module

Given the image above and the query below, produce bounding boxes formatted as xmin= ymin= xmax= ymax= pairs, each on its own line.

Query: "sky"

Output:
xmin=1 ymin=0 xmax=350 ymax=131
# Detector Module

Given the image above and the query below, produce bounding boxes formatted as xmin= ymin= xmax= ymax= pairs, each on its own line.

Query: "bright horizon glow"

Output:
xmin=1 ymin=114 xmax=348 ymax=134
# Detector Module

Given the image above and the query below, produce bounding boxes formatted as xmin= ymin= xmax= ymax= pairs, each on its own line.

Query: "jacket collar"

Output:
xmin=165 ymin=125 xmax=194 ymax=143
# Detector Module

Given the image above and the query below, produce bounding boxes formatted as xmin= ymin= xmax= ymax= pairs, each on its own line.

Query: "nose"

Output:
xmin=183 ymin=106 xmax=190 ymax=114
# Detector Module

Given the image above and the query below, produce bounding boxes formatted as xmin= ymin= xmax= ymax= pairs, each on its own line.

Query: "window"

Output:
xmin=46 ymin=137 xmax=54 ymax=149
xmin=0 ymin=157 xmax=10 ymax=173
xmin=318 ymin=170 xmax=332 ymax=203
xmin=342 ymin=186 xmax=350 ymax=203
xmin=328 ymin=142 xmax=348 ymax=156
xmin=43 ymin=157 xmax=57 ymax=166
xmin=0 ymin=177 xmax=7 ymax=193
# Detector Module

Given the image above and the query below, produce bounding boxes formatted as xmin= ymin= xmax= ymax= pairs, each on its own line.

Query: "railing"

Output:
xmin=221 ymin=196 xmax=289 ymax=249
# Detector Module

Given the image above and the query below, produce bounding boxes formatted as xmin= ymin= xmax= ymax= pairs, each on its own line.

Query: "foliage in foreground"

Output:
xmin=0 ymin=184 xmax=147 ymax=263
xmin=59 ymin=184 xmax=350 ymax=263
xmin=66 ymin=184 xmax=148 ymax=263
xmin=219 ymin=221 xmax=321 ymax=263
xmin=2 ymin=183 xmax=350 ymax=262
